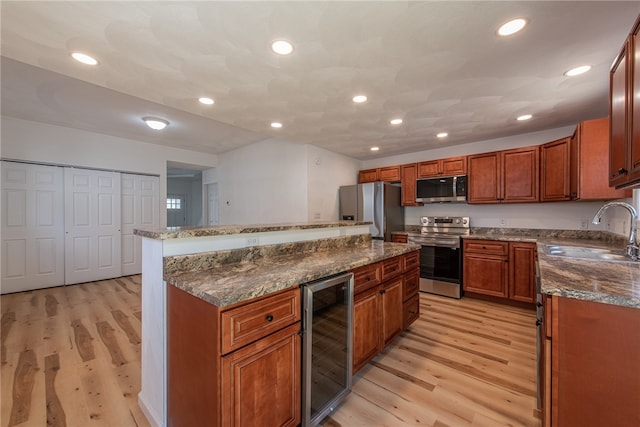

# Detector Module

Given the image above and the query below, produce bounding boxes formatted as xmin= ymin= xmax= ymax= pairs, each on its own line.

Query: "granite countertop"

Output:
xmin=463 ymin=229 xmax=640 ymax=308
xmin=135 ymin=220 xmax=371 ymax=240
xmin=165 ymin=240 xmax=420 ymax=308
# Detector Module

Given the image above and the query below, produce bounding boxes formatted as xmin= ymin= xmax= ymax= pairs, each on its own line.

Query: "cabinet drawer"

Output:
xmin=403 ymin=251 xmax=419 ymax=271
xmin=381 ymin=256 xmax=404 ymax=280
xmin=391 ymin=233 xmax=408 ymax=243
xmin=403 ymin=269 xmax=420 ymax=301
xmin=464 ymin=239 xmax=508 ymax=256
xmin=352 ymin=263 xmax=382 ymax=294
xmin=221 ymin=288 xmax=300 ymax=354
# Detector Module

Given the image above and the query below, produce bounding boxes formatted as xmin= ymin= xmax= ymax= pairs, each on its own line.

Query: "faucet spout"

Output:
xmin=592 ymin=201 xmax=638 ymax=260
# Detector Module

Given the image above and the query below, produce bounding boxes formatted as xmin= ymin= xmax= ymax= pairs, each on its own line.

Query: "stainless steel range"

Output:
xmin=407 ymin=216 xmax=469 ymax=299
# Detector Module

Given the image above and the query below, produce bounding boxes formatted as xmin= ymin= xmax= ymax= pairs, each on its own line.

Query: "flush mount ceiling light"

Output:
xmin=71 ymin=52 xmax=98 ymax=65
xmin=271 ymin=122 xmax=283 ymax=128
xmin=564 ymin=65 xmax=591 ymax=77
xmin=271 ymin=40 xmax=294 ymax=55
xmin=142 ymin=117 xmax=169 ymax=130
xmin=498 ymin=18 xmax=527 ymax=36
xmin=437 ymin=132 xmax=449 ymax=138
xmin=352 ymin=95 xmax=367 ymax=103
xmin=198 ymin=97 xmax=215 ymax=105
xmin=390 ymin=118 xmax=403 ymax=125
xmin=370 ymin=146 xmax=380 ymax=152
xmin=517 ymin=114 xmax=533 ymax=121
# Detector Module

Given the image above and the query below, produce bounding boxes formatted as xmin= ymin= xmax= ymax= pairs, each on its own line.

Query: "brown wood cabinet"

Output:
xmin=543 ymin=295 xmax=640 ymax=427
xmin=391 ymin=233 xmax=408 ymax=243
xmin=468 ymin=146 xmax=539 ymax=204
xmin=609 ymin=14 xmax=640 ymax=188
xmin=400 ymin=163 xmax=420 ymax=206
xmin=417 ymin=156 xmax=467 ymax=178
xmin=358 ymin=166 xmax=401 ymax=183
xmin=351 ymin=251 xmax=419 ymax=373
xmin=463 ymin=239 xmax=536 ymax=304
xmin=571 ymin=117 xmax=630 ymax=200
xmin=540 ymin=137 xmax=571 ymax=202
xmin=167 ymin=286 xmax=301 ymax=427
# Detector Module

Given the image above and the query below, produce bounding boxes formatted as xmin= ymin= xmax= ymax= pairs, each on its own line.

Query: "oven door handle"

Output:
xmin=411 ymin=240 xmax=460 ymax=248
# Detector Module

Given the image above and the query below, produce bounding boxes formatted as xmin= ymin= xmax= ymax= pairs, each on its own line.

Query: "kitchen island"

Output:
xmin=134 ymin=221 xmax=419 ymax=427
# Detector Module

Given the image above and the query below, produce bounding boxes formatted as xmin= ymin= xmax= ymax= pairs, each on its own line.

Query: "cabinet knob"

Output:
xmin=618 ymin=167 xmax=629 ymax=175
xmin=536 ymin=319 xmax=542 ymax=327
xmin=380 ymin=289 xmax=386 ymax=295
xmin=266 ymin=315 xmax=274 ymax=322
xmin=365 ymin=276 xmax=370 ymax=281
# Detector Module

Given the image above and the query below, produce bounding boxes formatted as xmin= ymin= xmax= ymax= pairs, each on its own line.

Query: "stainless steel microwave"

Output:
xmin=416 ymin=175 xmax=467 ymax=203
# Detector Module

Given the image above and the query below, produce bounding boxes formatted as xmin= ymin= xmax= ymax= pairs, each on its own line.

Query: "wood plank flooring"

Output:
xmin=1 ymin=276 xmax=149 ymax=427
xmin=1 ymin=277 xmax=540 ymax=427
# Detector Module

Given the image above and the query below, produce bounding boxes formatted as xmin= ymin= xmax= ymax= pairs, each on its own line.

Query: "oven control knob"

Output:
xmin=462 ymin=218 xmax=468 ymax=225
xmin=455 ymin=218 xmax=461 ymax=224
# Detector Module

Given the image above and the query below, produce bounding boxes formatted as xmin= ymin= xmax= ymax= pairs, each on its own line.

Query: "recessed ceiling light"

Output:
xmin=517 ymin=114 xmax=533 ymax=121
xmin=370 ymin=146 xmax=379 ymax=151
xmin=71 ymin=52 xmax=98 ymax=65
xmin=142 ymin=117 xmax=169 ymax=130
xmin=271 ymin=40 xmax=294 ymax=55
xmin=564 ymin=65 xmax=591 ymax=77
xmin=498 ymin=18 xmax=527 ymax=36
xmin=271 ymin=122 xmax=283 ymax=128
xmin=198 ymin=97 xmax=215 ymax=105
xmin=437 ymin=132 xmax=449 ymax=138
xmin=353 ymin=95 xmax=367 ymax=103
xmin=390 ymin=118 xmax=403 ymax=125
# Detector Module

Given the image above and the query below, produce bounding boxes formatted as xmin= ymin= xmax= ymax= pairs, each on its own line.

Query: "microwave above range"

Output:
xmin=416 ymin=175 xmax=467 ymax=203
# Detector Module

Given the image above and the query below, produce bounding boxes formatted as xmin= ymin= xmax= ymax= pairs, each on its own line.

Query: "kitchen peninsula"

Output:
xmin=134 ymin=221 xmax=419 ymax=427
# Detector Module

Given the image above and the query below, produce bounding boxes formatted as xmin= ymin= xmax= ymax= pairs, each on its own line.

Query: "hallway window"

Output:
xmin=167 ymin=197 xmax=182 ymax=210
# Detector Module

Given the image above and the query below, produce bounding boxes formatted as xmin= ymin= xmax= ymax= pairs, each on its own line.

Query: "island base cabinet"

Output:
xmin=221 ymin=323 xmax=301 ymax=427
xmin=168 ymin=285 xmax=301 ymax=427
xmin=353 ymin=286 xmax=382 ymax=373
xmin=545 ymin=296 xmax=640 ymax=427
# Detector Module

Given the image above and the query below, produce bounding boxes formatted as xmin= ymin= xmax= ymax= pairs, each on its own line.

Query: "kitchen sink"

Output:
xmin=543 ymin=244 xmax=631 ymax=262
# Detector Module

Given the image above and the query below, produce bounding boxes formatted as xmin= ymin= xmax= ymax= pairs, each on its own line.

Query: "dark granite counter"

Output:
xmin=165 ymin=239 xmax=420 ymax=308
xmin=462 ymin=228 xmax=639 ymax=308
xmin=135 ymin=220 xmax=371 ymax=240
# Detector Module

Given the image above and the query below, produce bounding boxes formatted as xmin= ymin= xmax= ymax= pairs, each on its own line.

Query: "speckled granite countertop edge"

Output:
xmin=165 ymin=241 xmax=420 ymax=308
xmin=135 ymin=220 xmax=372 ymax=240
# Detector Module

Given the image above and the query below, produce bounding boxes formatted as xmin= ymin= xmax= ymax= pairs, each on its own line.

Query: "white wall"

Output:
xmin=1 ymin=116 xmax=219 ymax=226
xmin=215 ymin=139 xmax=360 ymax=225
xmin=307 ymin=145 xmax=361 ymax=221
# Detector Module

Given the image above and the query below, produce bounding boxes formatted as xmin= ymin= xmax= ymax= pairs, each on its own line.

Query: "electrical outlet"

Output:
xmin=313 ymin=212 xmax=321 ymax=220
xmin=245 ymin=236 xmax=259 ymax=246
xmin=579 ymin=219 xmax=589 ymax=230
xmin=499 ymin=218 xmax=506 ymax=227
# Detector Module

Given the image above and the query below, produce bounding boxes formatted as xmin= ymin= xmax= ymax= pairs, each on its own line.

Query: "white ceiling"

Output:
xmin=1 ymin=1 xmax=639 ymax=160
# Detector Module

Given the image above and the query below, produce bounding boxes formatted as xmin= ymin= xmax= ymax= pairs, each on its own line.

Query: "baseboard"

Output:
xmin=138 ymin=393 xmax=162 ymax=427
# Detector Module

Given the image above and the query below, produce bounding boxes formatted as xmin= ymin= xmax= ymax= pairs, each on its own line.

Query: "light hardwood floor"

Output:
xmin=1 ymin=276 xmax=540 ymax=427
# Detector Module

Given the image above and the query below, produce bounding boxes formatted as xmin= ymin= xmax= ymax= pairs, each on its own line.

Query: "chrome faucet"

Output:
xmin=592 ymin=201 xmax=639 ymax=260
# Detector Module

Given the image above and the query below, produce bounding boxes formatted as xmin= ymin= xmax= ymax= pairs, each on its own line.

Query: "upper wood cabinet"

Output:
xmin=358 ymin=166 xmax=401 ymax=183
xmin=609 ymin=14 xmax=640 ymax=188
xmin=468 ymin=146 xmax=539 ymax=204
xmin=417 ymin=156 xmax=467 ymax=178
xmin=571 ymin=117 xmax=630 ymax=200
xmin=400 ymin=163 xmax=420 ymax=206
xmin=540 ymin=137 xmax=572 ymax=202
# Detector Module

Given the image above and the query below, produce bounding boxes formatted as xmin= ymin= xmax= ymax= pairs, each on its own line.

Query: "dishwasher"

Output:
xmin=301 ymin=272 xmax=354 ymax=427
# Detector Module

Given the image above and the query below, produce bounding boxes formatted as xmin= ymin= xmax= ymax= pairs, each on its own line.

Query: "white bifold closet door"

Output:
xmin=121 ymin=173 xmax=159 ymax=276
xmin=64 ymin=168 xmax=122 ymax=285
xmin=1 ymin=161 xmax=65 ymax=293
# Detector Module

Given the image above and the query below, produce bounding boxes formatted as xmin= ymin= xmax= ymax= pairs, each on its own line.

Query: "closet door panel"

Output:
xmin=121 ymin=174 xmax=159 ymax=276
xmin=65 ymin=168 xmax=121 ymax=285
xmin=1 ymin=161 xmax=64 ymax=293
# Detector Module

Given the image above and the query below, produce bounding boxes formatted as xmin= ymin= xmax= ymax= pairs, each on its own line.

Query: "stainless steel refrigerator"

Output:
xmin=339 ymin=182 xmax=404 ymax=241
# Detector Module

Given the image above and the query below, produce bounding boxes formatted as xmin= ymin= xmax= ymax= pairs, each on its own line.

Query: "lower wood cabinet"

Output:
xmin=463 ymin=239 xmax=536 ymax=304
xmin=352 ymin=251 xmax=420 ymax=373
xmin=543 ymin=295 xmax=640 ymax=427
xmin=167 ymin=285 xmax=301 ymax=427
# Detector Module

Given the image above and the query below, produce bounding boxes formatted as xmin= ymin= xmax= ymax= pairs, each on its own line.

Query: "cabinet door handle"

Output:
xmin=619 ymin=167 xmax=629 ymax=175
xmin=266 ymin=315 xmax=274 ymax=322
